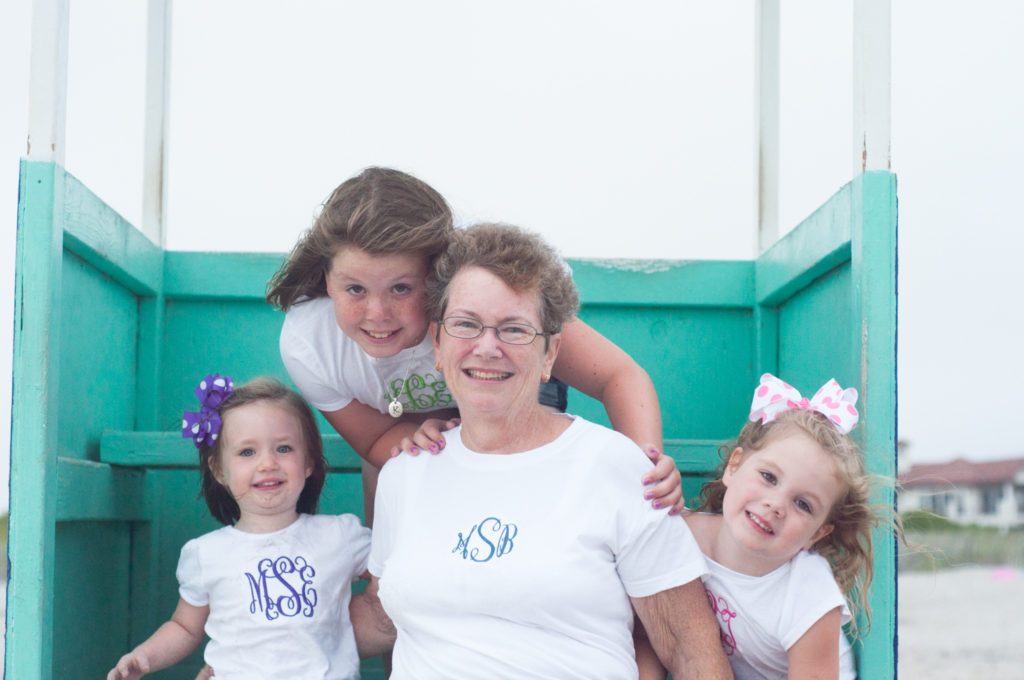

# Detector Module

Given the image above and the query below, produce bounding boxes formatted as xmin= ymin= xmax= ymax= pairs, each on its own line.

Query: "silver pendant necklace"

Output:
xmin=385 ymin=347 xmax=417 ymax=418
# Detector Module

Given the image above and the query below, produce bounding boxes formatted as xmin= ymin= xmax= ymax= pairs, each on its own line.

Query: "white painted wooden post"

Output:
xmin=853 ymin=0 xmax=892 ymax=172
xmin=25 ymin=0 xmax=70 ymax=162
xmin=755 ymin=0 xmax=780 ymax=255
xmin=142 ymin=0 xmax=172 ymax=247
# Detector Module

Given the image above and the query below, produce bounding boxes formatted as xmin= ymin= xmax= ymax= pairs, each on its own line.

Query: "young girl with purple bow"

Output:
xmin=638 ymin=373 xmax=896 ymax=680
xmin=107 ymin=375 xmax=375 ymax=680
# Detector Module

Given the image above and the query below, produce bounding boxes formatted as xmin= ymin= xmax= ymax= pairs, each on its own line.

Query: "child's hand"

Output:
xmin=390 ymin=417 xmax=460 ymax=457
xmin=640 ymin=447 xmax=686 ymax=515
xmin=194 ymin=664 xmax=215 ymax=679
xmin=107 ymin=650 xmax=151 ymax=680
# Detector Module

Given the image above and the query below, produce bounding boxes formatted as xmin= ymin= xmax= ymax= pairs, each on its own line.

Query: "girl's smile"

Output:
xmin=214 ymin=401 xmax=313 ymax=533
xmin=325 ymin=246 xmax=431 ymax=359
xmin=715 ymin=431 xmax=844 ymax=575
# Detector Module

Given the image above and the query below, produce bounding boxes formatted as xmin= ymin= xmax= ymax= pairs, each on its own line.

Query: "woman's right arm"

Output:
xmin=107 ymin=599 xmax=209 ymax=680
xmin=630 ymin=580 xmax=733 ymax=680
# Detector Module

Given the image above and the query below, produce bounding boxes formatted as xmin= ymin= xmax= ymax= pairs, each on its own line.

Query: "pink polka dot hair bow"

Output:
xmin=749 ymin=373 xmax=860 ymax=435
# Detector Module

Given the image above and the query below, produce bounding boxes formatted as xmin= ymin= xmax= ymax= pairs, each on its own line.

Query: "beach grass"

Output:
xmin=899 ymin=511 xmax=1024 ymax=571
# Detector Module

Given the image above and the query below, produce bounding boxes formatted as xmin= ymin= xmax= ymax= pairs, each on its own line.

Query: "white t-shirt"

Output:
xmin=279 ymin=296 xmax=453 ymax=415
xmin=177 ymin=513 xmax=371 ymax=680
xmin=702 ymin=549 xmax=856 ymax=680
xmin=368 ymin=416 xmax=708 ymax=680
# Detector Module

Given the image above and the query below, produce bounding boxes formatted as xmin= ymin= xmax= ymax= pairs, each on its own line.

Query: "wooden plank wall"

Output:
xmin=8 ymin=161 xmax=897 ymax=679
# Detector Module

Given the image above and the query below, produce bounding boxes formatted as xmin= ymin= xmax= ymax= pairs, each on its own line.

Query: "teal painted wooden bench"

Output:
xmin=8 ymin=160 xmax=897 ymax=679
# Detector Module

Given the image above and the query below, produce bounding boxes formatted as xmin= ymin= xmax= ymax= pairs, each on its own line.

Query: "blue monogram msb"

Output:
xmin=452 ymin=516 xmax=518 ymax=562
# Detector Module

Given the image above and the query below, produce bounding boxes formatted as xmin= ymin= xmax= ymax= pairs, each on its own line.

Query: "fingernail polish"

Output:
xmin=644 ymin=491 xmax=654 ymax=500
xmin=430 ymin=444 xmax=438 ymax=453
xmin=653 ymin=500 xmax=663 ymax=509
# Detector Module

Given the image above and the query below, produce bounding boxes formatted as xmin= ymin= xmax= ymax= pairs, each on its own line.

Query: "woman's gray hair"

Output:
xmin=426 ymin=222 xmax=579 ymax=334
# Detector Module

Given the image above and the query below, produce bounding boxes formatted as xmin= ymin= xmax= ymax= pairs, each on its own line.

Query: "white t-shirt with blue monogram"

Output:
xmin=177 ymin=513 xmax=371 ymax=680
xmin=279 ymin=296 xmax=453 ymax=416
xmin=368 ymin=416 xmax=708 ymax=679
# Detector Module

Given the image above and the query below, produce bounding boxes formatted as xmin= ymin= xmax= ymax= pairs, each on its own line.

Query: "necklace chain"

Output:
xmin=385 ymin=346 xmax=418 ymax=418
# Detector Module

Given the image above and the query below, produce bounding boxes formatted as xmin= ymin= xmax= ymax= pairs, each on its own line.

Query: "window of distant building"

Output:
xmin=924 ymin=491 xmax=949 ymax=516
xmin=980 ymin=485 xmax=1003 ymax=515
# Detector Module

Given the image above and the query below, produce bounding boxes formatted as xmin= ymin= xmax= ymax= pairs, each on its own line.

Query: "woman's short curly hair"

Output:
xmin=425 ymin=222 xmax=579 ymax=335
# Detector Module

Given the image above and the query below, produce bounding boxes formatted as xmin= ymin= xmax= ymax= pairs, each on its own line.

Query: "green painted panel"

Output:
xmin=571 ymin=259 xmax=754 ymax=308
xmin=159 ymin=299 xmax=287 ymax=427
xmin=755 ymin=181 xmax=853 ymax=306
xmin=61 ymin=172 xmax=162 ymax=296
xmin=12 ymin=161 xmax=897 ymax=678
xmin=101 ymin=431 xmax=363 ymax=470
xmin=55 ymin=458 xmax=146 ymax=521
xmin=8 ymin=160 xmax=64 ymax=679
xmin=577 ymin=305 xmax=755 ymax=441
xmin=848 ymin=172 xmax=899 ymax=678
xmin=777 ymin=263 xmax=856 ymax=390
xmin=162 ymin=251 xmax=284 ymax=300
xmin=57 ymin=249 xmax=139 ymax=462
xmin=53 ymin=522 xmax=132 ymax=679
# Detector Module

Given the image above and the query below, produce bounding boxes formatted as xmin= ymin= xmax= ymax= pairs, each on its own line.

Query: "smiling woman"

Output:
xmin=361 ymin=223 xmax=731 ymax=679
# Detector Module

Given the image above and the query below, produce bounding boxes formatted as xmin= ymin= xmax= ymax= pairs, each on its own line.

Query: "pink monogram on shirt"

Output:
xmin=704 ymin=587 xmax=738 ymax=656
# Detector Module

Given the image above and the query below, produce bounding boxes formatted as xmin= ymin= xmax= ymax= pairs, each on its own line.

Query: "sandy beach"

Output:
xmin=898 ymin=565 xmax=1024 ymax=678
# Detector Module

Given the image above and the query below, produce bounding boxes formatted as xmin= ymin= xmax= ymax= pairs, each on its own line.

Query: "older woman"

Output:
xmin=362 ymin=224 xmax=731 ymax=678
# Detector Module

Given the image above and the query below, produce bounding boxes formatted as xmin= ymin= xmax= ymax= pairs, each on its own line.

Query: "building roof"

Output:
xmin=900 ymin=457 xmax=1024 ymax=488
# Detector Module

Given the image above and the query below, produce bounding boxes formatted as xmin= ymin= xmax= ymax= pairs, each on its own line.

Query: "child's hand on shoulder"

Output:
xmin=390 ymin=417 xmax=460 ymax=457
xmin=640 ymin=446 xmax=686 ymax=515
xmin=107 ymin=650 xmax=151 ymax=680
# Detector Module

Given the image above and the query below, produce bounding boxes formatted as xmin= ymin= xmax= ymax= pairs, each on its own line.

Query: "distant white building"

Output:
xmin=899 ymin=458 xmax=1024 ymax=530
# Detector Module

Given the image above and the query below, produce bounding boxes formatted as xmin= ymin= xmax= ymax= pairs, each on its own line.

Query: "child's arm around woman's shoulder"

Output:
xmin=107 ymin=598 xmax=209 ymax=680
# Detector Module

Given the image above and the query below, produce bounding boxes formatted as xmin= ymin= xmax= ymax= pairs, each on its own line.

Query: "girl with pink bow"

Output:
xmin=638 ymin=373 xmax=899 ymax=680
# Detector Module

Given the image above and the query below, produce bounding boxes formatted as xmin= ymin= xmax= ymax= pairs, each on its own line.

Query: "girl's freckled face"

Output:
xmin=325 ymin=247 xmax=431 ymax=358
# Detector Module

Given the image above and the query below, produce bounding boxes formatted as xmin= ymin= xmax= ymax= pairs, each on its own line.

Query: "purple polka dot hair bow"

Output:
xmin=182 ymin=374 xmax=234 ymax=448
xmin=749 ymin=373 xmax=859 ymax=435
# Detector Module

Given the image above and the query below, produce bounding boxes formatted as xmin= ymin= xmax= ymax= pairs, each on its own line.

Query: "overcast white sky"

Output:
xmin=3 ymin=1 xmax=1024 ymax=513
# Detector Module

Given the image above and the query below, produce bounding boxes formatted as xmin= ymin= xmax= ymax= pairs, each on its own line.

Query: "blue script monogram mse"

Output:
xmin=247 ymin=555 xmax=317 ymax=620
xmin=452 ymin=517 xmax=518 ymax=562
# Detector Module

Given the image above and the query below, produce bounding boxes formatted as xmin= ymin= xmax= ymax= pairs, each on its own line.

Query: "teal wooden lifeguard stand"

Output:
xmin=8 ymin=2 xmax=898 ymax=679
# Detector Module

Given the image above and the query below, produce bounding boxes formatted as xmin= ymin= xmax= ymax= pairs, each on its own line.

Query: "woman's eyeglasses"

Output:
xmin=440 ymin=316 xmax=549 ymax=345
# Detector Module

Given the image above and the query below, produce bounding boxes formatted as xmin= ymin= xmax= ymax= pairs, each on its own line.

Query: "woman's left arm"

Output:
xmin=630 ymin=579 xmax=733 ymax=679
xmin=786 ymin=606 xmax=842 ymax=680
xmin=554 ymin=317 xmax=683 ymax=512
